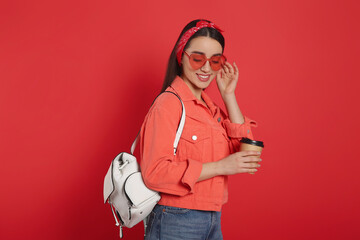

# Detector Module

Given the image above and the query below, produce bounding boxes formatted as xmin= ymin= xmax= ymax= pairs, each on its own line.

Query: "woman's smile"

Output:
xmin=196 ymin=73 xmax=211 ymax=82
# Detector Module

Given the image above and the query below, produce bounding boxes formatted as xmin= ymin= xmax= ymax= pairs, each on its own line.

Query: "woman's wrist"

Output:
xmin=198 ymin=161 xmax=223 ymax=182
xmin=214 ymin=159 xmax=224 ymax=176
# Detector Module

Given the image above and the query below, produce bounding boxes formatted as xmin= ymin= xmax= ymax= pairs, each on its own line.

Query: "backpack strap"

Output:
xmin=130 ymin=91 xmax=185 ymax=155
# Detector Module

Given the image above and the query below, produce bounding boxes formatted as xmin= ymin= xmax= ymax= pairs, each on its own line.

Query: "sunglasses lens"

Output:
xmin=188 ymin=53 xmax=226 ymax=71
xmin=189 ymin=54 xmax=206 ymax=70
xmin=209 ymin=56 xmax=224 ymax=71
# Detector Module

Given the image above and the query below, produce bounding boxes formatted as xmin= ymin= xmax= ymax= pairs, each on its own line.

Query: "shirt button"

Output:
xmin=192 ymin=135 xmax=197 ymax=141
xmin=217 ymin=117 xmax=221 ymax=122
xmin=247 ymin=130 xmax=250 ymax=134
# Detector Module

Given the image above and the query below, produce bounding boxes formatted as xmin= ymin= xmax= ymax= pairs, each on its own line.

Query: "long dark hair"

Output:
xmin=160 ymin=19 xmax=225 ymax=93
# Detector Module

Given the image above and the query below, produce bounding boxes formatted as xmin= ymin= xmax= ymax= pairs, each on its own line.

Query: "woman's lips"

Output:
xmin=197 ymin=74 xmax=211 ymax=82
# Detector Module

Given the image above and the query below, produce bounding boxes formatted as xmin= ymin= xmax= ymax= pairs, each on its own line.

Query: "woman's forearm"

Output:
xmin=197 ymin=162 xmax=221 ymax=182
xmin=222 ymin=93 xmax=244 ymax=124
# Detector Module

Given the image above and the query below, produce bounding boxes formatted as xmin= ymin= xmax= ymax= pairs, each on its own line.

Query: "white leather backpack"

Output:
xmin=103 ymin=91 xmax=185 ymax=238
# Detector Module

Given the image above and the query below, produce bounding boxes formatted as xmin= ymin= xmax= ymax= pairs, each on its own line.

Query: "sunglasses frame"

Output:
xmin=184 ymin=52 xmax=227 ymax=71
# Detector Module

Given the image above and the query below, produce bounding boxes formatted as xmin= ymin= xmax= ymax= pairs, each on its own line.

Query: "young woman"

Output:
xmin=139 ymin=19 xmax=261 ymax=240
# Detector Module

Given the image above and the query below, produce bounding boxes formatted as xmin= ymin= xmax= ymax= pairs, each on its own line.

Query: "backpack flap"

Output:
xmin=103 ymin=152 xmax=140 ymax=204
xmin=124 ymin=172 xmax=160 ymax=207
xmin=103 ymin=160 xmax=115 ymax=203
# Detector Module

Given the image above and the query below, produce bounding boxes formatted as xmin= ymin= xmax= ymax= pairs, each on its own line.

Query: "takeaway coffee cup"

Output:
xmin=240 ymin=138 xmax=264 ymax=174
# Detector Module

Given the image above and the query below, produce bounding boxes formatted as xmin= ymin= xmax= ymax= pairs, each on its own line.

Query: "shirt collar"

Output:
xmin=170 ymin=76 xmax=198 ymax=102
xmin=201 ymin=90 xmax=217 ymax=114
xmin=170 ymin=76 xmax=218 ymax=115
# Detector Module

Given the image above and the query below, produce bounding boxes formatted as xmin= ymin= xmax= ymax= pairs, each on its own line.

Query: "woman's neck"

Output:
xmin=184 ymin=81 xmax=208 ymax=108
xmin=181 ymin=76 xmax=202 ymax=100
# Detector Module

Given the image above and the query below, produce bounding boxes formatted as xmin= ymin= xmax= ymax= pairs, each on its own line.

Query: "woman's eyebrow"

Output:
xmin=190 ymin=51 xmax=222 ymax=56
xmin=190 ymin=51 xmax=205 ymax=54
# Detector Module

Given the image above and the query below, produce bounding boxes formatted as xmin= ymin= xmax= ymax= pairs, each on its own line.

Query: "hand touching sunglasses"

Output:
xmin=184 ymin=52 xmax=227 ymax=71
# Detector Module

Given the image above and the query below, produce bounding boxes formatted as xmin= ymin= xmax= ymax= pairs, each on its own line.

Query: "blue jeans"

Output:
xmin=144 ymin=204 xmax=223 ymax=240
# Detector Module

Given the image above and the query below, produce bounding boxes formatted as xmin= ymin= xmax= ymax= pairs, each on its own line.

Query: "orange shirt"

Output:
xmin=139 ymin=76 xmax=257 ymax=211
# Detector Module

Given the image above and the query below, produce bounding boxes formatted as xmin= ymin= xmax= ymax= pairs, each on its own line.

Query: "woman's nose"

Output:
xmin=200 ymin=60 xmax=211 ymax=72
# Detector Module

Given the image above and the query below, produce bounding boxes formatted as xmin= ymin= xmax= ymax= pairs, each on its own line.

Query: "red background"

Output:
xmin=1 ymin=0 xmax=359 ymax=239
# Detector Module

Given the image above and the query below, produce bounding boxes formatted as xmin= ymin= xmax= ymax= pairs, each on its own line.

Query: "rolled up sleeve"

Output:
xmin=139 ymin=95 xmax=202 ymax=196
xmin=181 ymin=158 xmax=203 ymax=193
xmin=221 ymin=115 xmax=258 ymax=153
xmin=222 ymin=116 xmax=257 ymax=140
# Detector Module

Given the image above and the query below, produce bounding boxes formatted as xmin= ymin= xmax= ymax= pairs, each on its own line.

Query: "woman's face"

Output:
xmin=181 ymin=36 xmax=223 ymax=97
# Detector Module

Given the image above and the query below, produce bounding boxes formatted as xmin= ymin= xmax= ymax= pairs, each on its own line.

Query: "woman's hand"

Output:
xmin=216 ymin=62 xmax=239 ymax=97
xmin=217 ymin=151 xmax=262 ymax=175
xmin=215 ymin=61 xmax=245 ymax=124
xmin=197 ymin=151 xmax=261 ymax=182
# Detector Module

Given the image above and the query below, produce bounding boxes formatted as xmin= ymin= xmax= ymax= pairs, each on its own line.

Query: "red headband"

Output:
xmin=176 ymin=20 xmax=223 ymax=65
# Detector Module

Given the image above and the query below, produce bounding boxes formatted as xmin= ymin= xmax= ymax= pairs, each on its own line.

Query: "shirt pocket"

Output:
xmin=180 ymin=123 xmax=210 ymax=162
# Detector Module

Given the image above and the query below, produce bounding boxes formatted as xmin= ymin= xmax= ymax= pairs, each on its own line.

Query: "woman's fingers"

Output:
xmin=237 ymin=151 xmax=261 ymax=157
xmin=222 ymin=62 xmax=238 ymax=77
xmin=216 ymin=70 xmax=225 ymax=88
xmin=223 ymin=63 xmax=230 ymax=74
xmin=225 ymin=62 xmax=234 ymax=74
xmin=222 ymin=62 xmax=235 ymax=75
xmin=238 ymin=151 xmax=262 ymax=172
xmin=233 ymin=62 xmax=239 ymax=75
xmin=241 ymin=162 xmax=261 ymax=174
xmin=242 ymin=162 xmax=261 ymax=168
xmin=248 ymin=168 xmax=258 ymax=173
xmin=216 ymin=70 xmax=222 ymax=80
xmin=220 ymin=151 xmax=263 ymax=175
